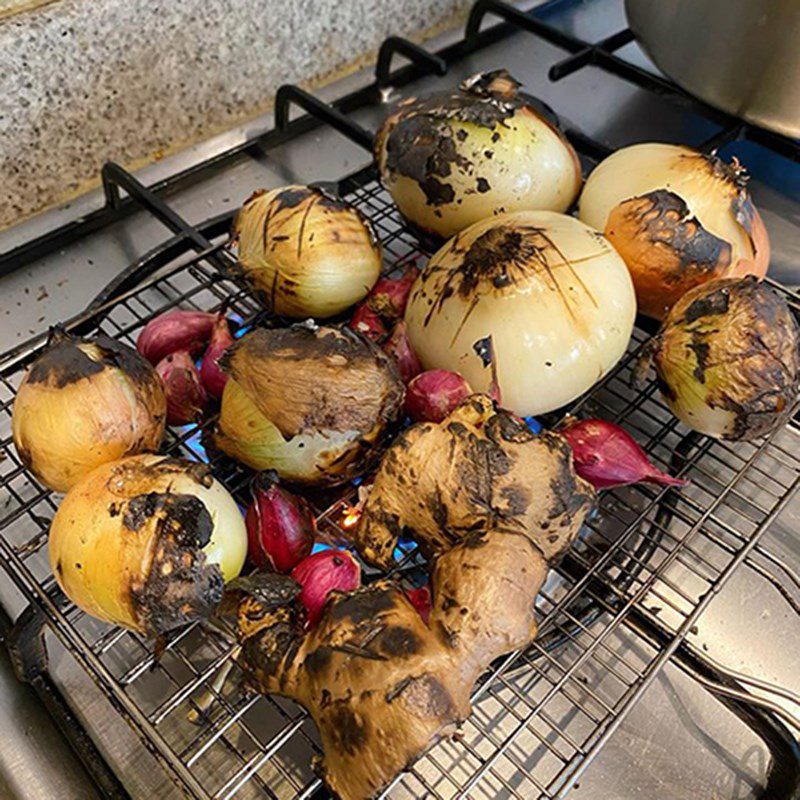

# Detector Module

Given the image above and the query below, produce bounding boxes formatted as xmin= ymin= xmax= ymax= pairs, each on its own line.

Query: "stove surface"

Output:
xmin=0 ymin=1 xmax=797 ymax=799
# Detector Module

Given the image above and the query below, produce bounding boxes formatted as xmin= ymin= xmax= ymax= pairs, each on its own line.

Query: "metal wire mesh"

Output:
xmin=0 ymin=166 xmax=798 ymax=799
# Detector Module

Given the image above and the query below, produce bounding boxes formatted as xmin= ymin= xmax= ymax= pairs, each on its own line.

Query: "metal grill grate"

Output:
xmin=1 ymin=0 xmax=799 ymax=798
xmin=1 ymin=167 xmax=798 ymax=800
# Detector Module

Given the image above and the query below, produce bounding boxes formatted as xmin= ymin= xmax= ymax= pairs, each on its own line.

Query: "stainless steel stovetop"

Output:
xmin=0 ymin=1 xmax=798 ymax=799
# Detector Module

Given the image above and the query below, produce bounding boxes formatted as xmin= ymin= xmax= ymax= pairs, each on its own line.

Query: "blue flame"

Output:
xmin=524 ymin=416 xmax=542 ymax=434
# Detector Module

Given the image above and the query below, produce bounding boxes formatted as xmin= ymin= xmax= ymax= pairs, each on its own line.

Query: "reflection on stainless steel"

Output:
xmin=625 ymin=0 xmax=800 ymax=138
xmin=0 ymin=647 xmax=101 ymax=800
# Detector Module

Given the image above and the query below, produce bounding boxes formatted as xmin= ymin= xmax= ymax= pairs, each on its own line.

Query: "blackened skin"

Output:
xmin=127 ymin=492 xmax=224 ymax=635
xmin=378 ymin=68 xmax=560 ymax=207
xmin=629 ymin=190 xmax=729 ymax=271
xmin=657 ymin=276 xmax=800 ymax=441
xmin=26 ymin=333 xmax=156 ymax=389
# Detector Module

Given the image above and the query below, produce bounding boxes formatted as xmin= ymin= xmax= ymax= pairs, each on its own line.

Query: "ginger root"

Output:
xmin=236 ymin=395 xmax=594 ymax=800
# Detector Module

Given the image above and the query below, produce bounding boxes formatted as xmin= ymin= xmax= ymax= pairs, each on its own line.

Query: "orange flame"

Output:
xmin=341 ymin=507 xmax=361 ymax=529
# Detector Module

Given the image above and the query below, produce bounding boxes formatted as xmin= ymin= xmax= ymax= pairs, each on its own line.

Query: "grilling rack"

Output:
xmin=1 ymin=1 xmax=800 ymax=798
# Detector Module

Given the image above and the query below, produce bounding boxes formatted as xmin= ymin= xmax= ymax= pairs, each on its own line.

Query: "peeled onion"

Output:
xmin=213 ymin=324 xmax=404 ymax=485
xmin=404 ymin=211 xmax=636 ymax=416
xmin=49 ymin=454 xmax=247 ymax=635
xmin=375 ymin=69 xmax=582 ymax=239
xmin=233 ymin=185 xmax=382 ymax=319
xmin=639 ymin=276 xmax=799 ymax=440
xmin=578 ymin=143 xmax=770 ymax=319
xmin=12 ymin=332 xmax=166 ymax=492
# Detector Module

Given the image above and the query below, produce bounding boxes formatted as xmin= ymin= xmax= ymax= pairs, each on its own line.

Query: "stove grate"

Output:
xmin=1 ymin=1 xmax=799 ymax=798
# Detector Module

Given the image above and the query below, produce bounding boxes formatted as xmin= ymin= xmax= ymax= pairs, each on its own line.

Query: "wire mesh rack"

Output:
xmin=1 ymin=1 xmax=799 ymax=799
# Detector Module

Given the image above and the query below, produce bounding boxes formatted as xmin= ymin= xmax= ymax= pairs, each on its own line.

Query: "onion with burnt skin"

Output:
xmin=404 ymin=210 xmax=636 ymax=416
xmin=49 ymin=454 xmax=247 ymax=635
xmin=636 ymin=276 xmax=799 ymax=440
xmin=12 ymin=331 xmax=166 ymax=492
xmin=213 ymin=324 xmax=404 ymax=485
xmin=578 ymin=143 xmax=770 ymax=319
xmin=233 ymin=185 xmax=382 ymax=319
xmin=375 ymin=69 xmax=582 ymax=239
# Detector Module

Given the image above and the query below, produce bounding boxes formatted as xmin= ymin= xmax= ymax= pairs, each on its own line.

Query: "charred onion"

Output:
xmin=578 ymin=143 xmax=770 ymax=319
xmin=12 ymin=331 xmax=166 ymax=492
xmin=213 ymin=324 xmax=404 ymax=485
xmin=233 ymin=186 xmax=382 ymax=318
xmin=49 ymin=455 xmax=247 ymax=635
xmin=637 ymin=276 xmax=799 ymax=440
xmin=404 ymin=210 xmax=636 ymax=416
xmin=375 ymin=69 xmax=582 ymax=239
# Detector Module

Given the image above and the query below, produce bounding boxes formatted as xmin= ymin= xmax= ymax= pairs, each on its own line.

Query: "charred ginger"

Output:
xmin=236 ymin=395 xmax=595 ymax=800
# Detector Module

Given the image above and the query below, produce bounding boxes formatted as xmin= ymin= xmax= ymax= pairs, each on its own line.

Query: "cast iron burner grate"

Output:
xmin=1 ymin=1 xmax=799 ymax=799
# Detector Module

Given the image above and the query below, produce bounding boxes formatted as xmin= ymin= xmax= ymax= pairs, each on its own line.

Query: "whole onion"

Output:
xmin=291 ymin=549 xmax=361 ymax=627
xmin=578 ymin=143 xmax=770 ymax=319
xmin=233 ymin=185 xmax=382 ymax=319
xmin=49 ymin=454 xmax=247 ymax=635
xmin=375 ymin=69 xmax=582 ymax=239
xmin=213 ymin=324 xmax=405 ymax=485
xmin=404 ymin=211 xmax=636 ymax=416
xmin=136 ymin=309 xmax=217 ymax=365
xmin=639 ymin=276 xmax=799 ymax=440
xmin=245 ymin=471 xmax=316 ymax=573
xmin=405 ymin=370 xmax=473 ymax=423
xmin=12 ymin=331 xmax=166 ymax=492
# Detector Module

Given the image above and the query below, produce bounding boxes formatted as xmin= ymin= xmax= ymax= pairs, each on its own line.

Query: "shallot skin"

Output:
xmin=382 ymin=322 xmax=422 ymax=383
xmin=201 ymin=315 xmax=235 ymax=399
xmin=367 ymin=266 xmax=420 ymax=323
xmin=136 ymin=310 xmax=217 ymax=365
xmin=245 ymin=472 xmax=316 ymax=573
xmin=156 ymin=350 xmax=208 ymax=425
xmin=404 ymin=370 xmax=473 ymax=423
xmin=349 ymin=302 xmax=388 ymax=343
xmin=561 ymin=418 xmax=687 ymax=490
xmin=291 ymin=549 xmax=361 ymax=627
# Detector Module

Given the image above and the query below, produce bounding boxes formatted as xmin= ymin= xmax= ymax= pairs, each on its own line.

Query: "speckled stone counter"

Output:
xmin=0 ymin=0 xmax=470 ymax=228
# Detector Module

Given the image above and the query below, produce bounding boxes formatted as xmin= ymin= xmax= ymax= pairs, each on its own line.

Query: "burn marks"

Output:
xmin=326 ymin=703 xmax=368 ymax=756
xmin=665 ymin=277 xmax=800 ymax=440
xmin=26 ymin=333 xmax=156 ymax=389
xmin=393 ymin=673 xmax=455 ymax=719
xmin=128 ymin=491 xmax=223 ymax=635
xmin=379 ymin=70 xmax=536 ymax=208
xmin=417 ymin=222 xmax=599 ymax=334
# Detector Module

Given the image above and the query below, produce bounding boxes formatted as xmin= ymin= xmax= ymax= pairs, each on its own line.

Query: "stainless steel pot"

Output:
xmin=625 ymin=0 xmax=800 ymax=138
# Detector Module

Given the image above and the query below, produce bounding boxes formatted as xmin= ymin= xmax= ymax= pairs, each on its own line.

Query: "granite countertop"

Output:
xmin=0 ymin=0 xmax=470 ymax=230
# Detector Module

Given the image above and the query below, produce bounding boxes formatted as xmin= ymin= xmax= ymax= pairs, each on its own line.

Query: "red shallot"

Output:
xmin=405 ymin=584 xmax=432 ymax=625
xmin=245 ymin=471 xmax=316 ymax=573
xmin=382 ymin=321 xmax=422 ymax=383
xmin=155 ymin=350 xmax=208 ymax=425
xmin=136 ymin=310 xmax=217 ymax=365
xmin=201 ymin=315 xmax=235 ymax=399
xmin=349 ymin=302 xmax=388 ymax=343
xmin=291 ymin=549 xmax=361 ymax=627
xmin=404 ymin=369 xmax=473 ymax=423
xmin=561 ymin=418 xmax=688 ymax=490
xmin=366 ymin=265 xmax=420 ymax=323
